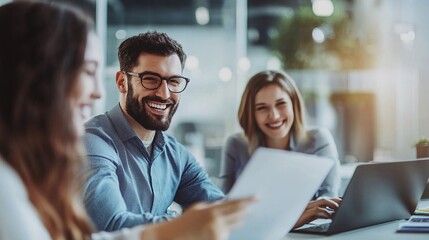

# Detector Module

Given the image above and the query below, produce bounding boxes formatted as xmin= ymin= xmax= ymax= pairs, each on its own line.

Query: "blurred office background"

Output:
xmin=4 ymin=0 xmax=428 ymax=178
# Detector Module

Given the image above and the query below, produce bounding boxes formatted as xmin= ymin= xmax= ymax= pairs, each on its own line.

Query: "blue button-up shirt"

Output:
xmin=83 ymin=104 xmax=224 ymax=231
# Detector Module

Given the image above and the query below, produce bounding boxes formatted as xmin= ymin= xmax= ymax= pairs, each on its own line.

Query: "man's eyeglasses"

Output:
xmin=125 ymin=71 xmax=190 ymax=93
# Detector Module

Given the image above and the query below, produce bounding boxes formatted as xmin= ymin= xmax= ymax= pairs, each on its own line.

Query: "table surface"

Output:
xmin=282 ymin=220 xmax=428 ymax=239
xmin=281 ymin=199 xmax=429 ymax=239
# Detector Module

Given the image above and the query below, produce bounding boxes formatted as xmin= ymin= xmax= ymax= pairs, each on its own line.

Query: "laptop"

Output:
xmin=293 ymin=159 xmax=429 ymax=235
xmin=228 ymin=148 xmax=334 ymax=240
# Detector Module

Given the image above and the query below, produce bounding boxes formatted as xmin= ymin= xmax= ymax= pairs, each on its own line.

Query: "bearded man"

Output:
xmin=83 ymin=31 xmax=224 ymax=232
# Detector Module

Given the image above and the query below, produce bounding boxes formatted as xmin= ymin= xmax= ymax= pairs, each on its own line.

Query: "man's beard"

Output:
xmin=125 ymin=83 xmax=178 ymax=131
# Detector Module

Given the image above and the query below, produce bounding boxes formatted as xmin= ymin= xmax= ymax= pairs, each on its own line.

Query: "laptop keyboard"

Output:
xmin=298 ymin=222 xmax=331 ymax=233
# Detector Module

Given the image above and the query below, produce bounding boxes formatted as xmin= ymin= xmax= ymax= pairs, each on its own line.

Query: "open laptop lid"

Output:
xmin=327 ymin=159 xmax=429 ymax=234
xmin=228 ymin=148 xmax=334 ymax=240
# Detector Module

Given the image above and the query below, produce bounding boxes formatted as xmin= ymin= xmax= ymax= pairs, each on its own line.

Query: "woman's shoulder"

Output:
xmin=0 ymin=158 xmax=51 ymax=240
xmin=0 ymin=159 xmax=26 ymax=196
xmin=306 ymin=127 xmax=334 ymax=142
xmin=296 ymin=127 xmax=336 ymax=152
xmin=301 ymin=127 xmax=338 ymax=159
xmin=224 ymin=133 xmax=248 ymax=151
xmin=0 ymin=159 xmax=33 ymax=213
xmin=226 ymin=133 xmax=247 ymax=145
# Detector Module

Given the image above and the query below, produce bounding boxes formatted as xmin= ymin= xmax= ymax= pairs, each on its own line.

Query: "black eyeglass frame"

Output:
xmin=124 ymin=71 xmax=190 ymax=93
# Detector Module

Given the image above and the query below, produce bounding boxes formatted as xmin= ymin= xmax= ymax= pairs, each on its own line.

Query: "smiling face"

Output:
xmin=254 ymin=84 xmax=294 ymax=148
xmin=72 ymin=32 xmax=102 ymax=136
xmin=120 ymin=53 xmax=182 ymax=131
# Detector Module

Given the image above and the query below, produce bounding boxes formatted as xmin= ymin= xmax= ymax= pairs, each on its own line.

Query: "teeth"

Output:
xmin=148 ymin=102 xmax=167 ymax=110
xmin=268 ymin=121 xmax=283 ymax=128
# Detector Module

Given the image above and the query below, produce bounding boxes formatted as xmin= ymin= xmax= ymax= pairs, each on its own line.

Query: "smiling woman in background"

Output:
xmin=219 ymin=70 xmax=341 ymax=227
xmin=0 ymin=1 xmax=253 ymax=239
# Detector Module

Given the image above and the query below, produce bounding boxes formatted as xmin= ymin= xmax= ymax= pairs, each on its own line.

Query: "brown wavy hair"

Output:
xmin=0 ymin=2 xmax=93 ymax=239
xmin=238 ymin=70 xmax=308 ymax=154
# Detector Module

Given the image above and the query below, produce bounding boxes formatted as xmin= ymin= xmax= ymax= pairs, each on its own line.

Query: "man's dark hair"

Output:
xmin=118 ymin=31 xmax=187 ymax=72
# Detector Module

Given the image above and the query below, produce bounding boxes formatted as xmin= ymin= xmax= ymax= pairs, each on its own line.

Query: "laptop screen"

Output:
xmin=296 ymin=159 xmax=429 ymax=235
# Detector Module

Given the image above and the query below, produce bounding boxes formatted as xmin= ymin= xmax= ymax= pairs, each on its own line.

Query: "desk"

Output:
xmin=282 ymin=221 xmax=428 ymax=239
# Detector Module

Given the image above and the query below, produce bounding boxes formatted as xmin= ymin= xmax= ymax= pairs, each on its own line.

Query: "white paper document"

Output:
xmin=228 ymin=147 xmax=334 ymax=240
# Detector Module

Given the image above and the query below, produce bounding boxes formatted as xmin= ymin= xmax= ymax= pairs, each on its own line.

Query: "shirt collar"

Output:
xmin=289 ymin=133 xmax=297 ymax=151
xmin=108 ymin=103 xmax=166 ymax=148
xmin=107 ymin=104 xmax=137 ymax=142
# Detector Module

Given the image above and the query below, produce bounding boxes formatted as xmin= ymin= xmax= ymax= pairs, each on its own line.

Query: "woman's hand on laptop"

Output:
xmin=293 ymin=197 xmax=342 ymax=228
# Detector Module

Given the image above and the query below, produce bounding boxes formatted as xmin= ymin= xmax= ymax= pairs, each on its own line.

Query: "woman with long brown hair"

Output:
xmin=0 ymin=1 xmax=253 ymax=239
xmin=219 ymin=70 xmax=341 ymax=228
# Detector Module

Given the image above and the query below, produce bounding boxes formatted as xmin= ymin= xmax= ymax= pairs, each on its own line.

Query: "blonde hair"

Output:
xmin=238 ymin=70 xmax=308 ymax=154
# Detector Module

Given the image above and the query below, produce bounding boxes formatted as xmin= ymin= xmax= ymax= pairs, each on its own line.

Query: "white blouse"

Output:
xmin=0 ymin=158 xmax=143 ymax=240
